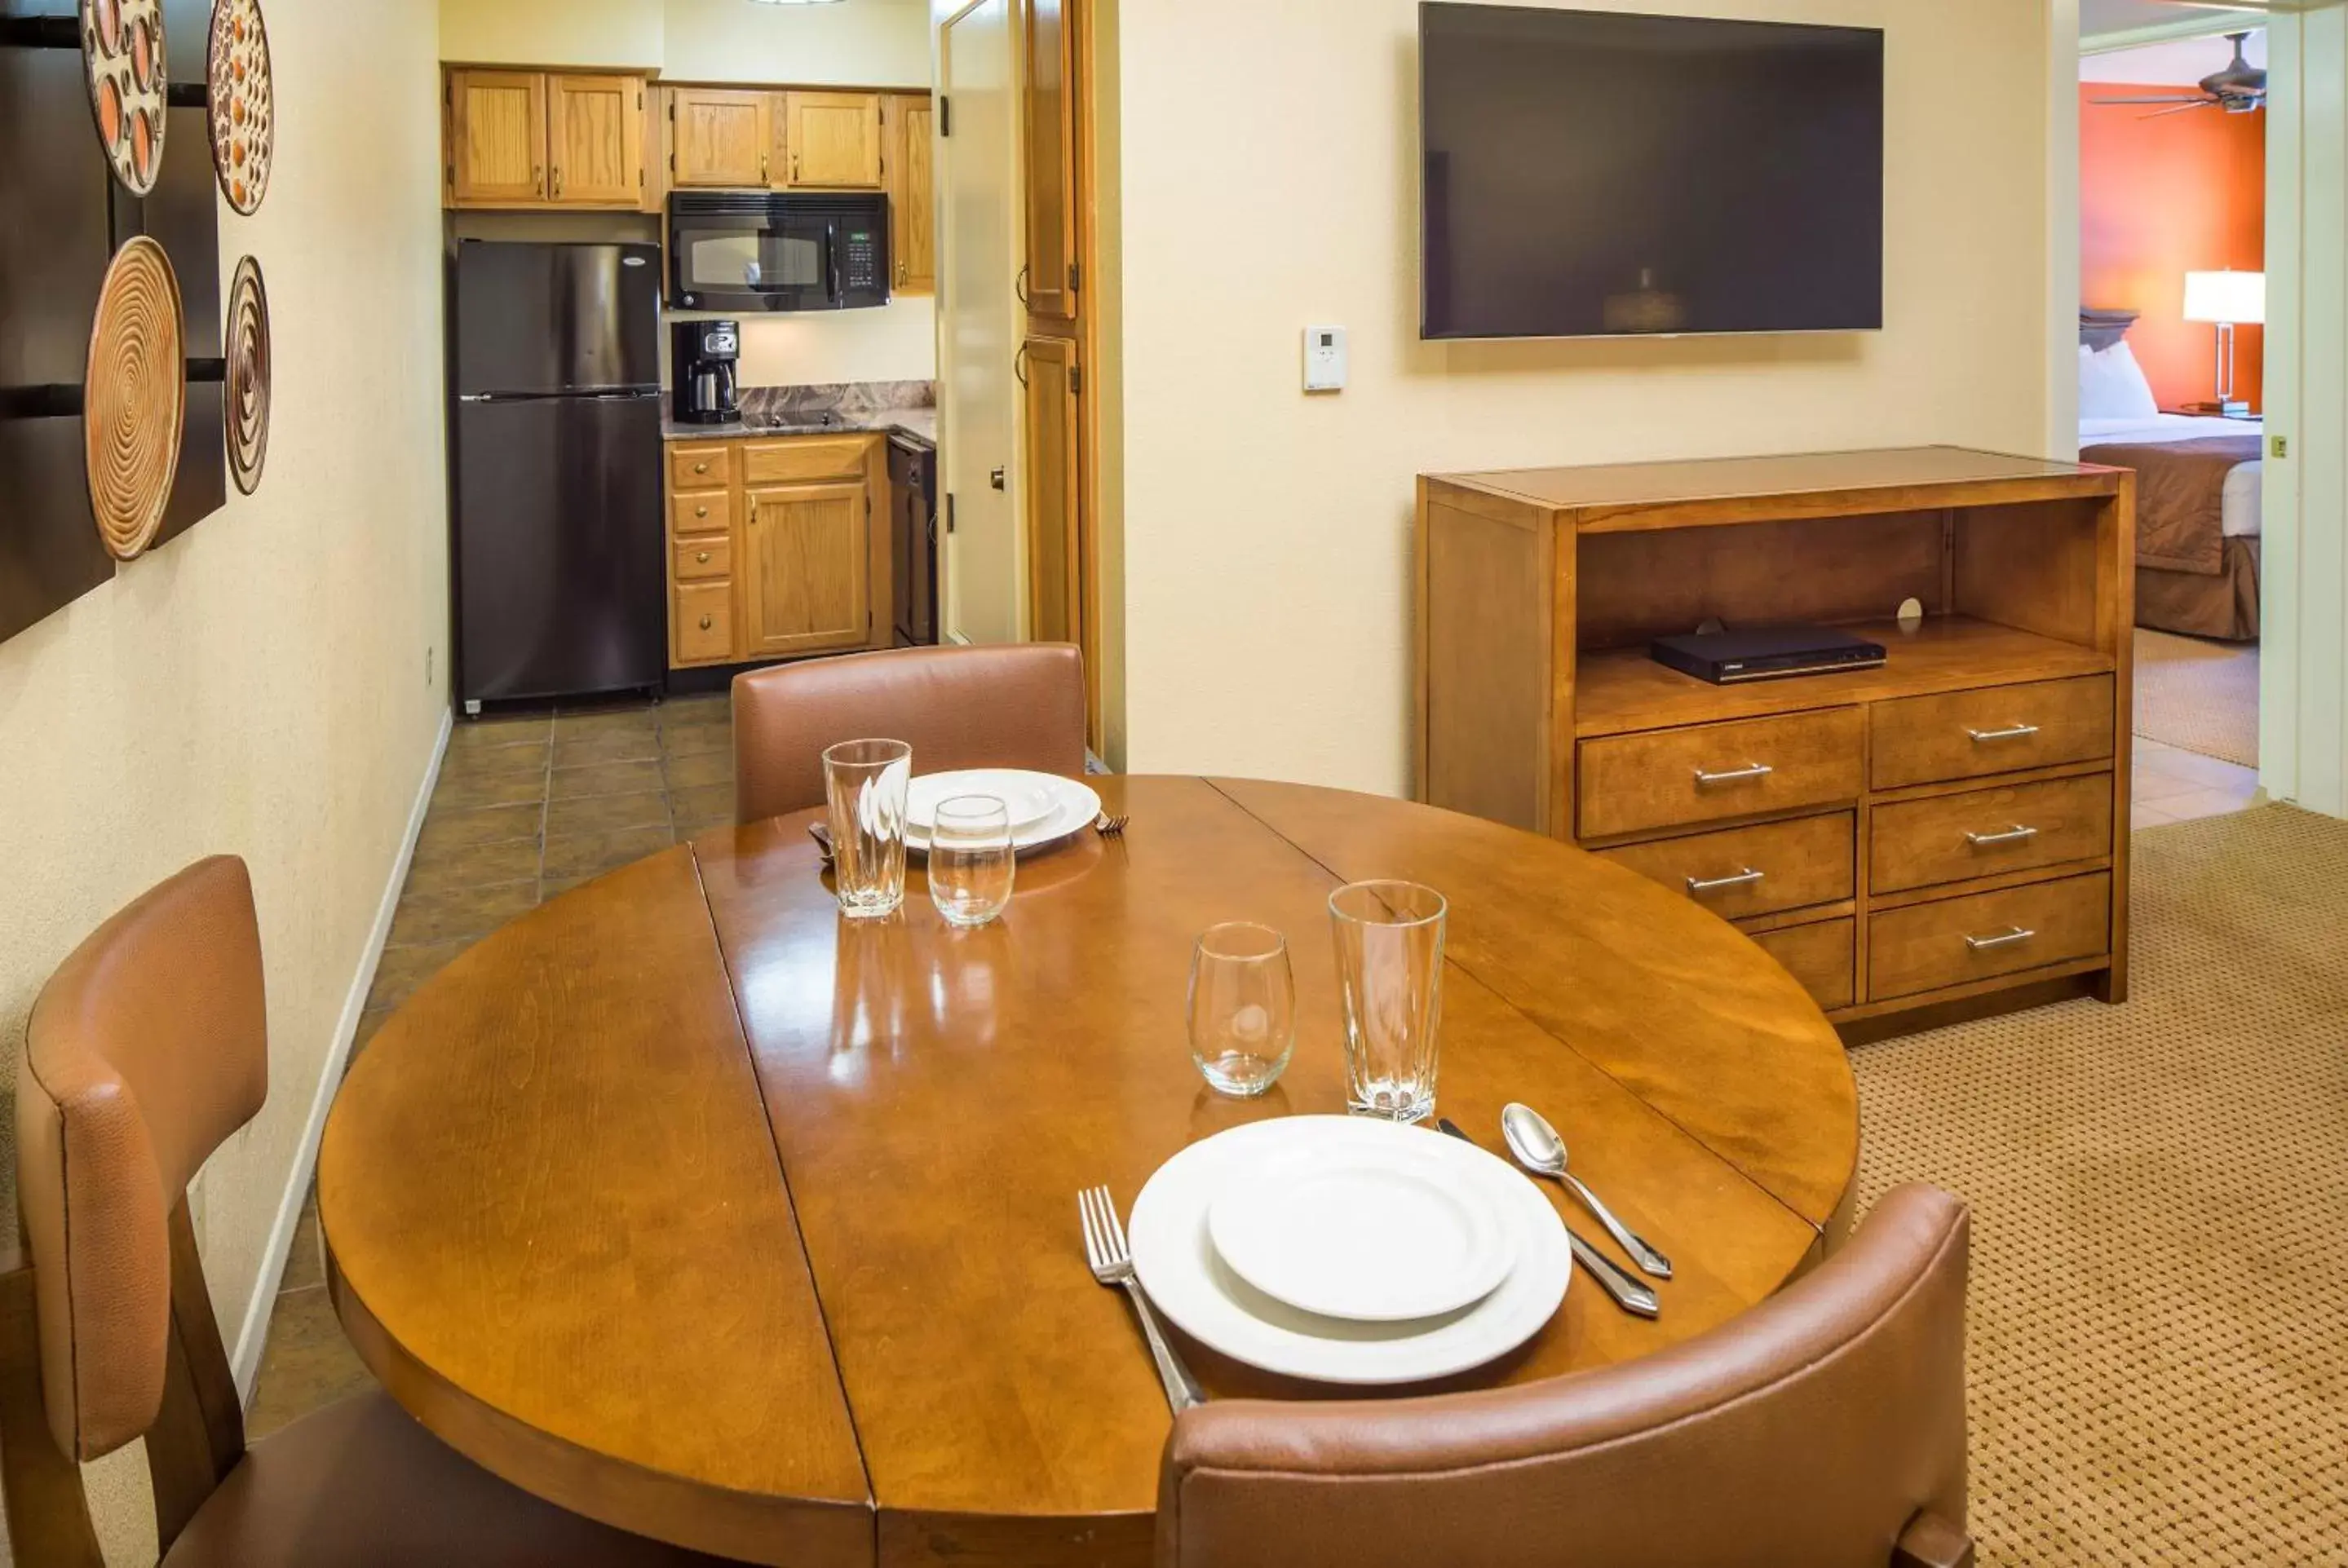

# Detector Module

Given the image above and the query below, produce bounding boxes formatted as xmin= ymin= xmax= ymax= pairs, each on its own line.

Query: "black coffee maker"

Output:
xmin=670 ymin=320 xmax=741 ymax=424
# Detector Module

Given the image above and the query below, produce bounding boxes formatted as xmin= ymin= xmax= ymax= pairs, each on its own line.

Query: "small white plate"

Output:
xmin=1130 ymin=1117 xmax=1571 ymax=1386
xmin=907 ymin=773 xmax=1101 ymax=856
xmin=907 ymin=769 xmax=1063 ymax=834
xmin=1207 ymin=1137 xmax=1517 ymax=1322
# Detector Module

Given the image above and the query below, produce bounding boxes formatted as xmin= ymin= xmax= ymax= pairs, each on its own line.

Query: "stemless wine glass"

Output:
xmin=1187 ymin=923 xmax=1297 ymax=1098
xmin=928 ymin=794 xmax=1016 ymax=927
xmin=1329 ymin=881 xmax=1448 ymax=1123
xmin=822 ymin=738 xmax=912 ymax=920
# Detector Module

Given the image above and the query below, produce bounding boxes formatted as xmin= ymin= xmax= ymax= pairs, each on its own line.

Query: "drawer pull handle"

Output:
xmin=1967 ymin=723 xmax=2041 ymax=744
xmin=1966 ymin=824 xmax=2041 ymax=849
xmin=698 ymin=615 xmax=714 ymax=631
xmin=695 ymin=505 xmax=709 ymax=518
xmin=1686 ymin=867 xmax=1766 ymax=896
xmin=696 ymin=550 xmax=712 ymax=563
xmin=1693 ymin=762 xmax=1774 ymax=787
xmin=693 ymin=462 xmax=710 ymax=475
xmin=1964 ymin=926 xmax=2037 ymax=952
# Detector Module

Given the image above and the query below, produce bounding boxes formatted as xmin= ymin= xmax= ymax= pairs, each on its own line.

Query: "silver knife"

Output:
xmin=1439 ymin=1118 xmax=1660 ymax=1319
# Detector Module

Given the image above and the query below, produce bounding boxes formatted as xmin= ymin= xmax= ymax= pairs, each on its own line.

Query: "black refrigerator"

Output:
xmin=449 ymin=241 xmax=664 ymax=709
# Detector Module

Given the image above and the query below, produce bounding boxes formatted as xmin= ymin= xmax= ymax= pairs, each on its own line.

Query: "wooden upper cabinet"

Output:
xmin=1020 ymin=0 xmax=1078 ymax=320
xmin=449 ymin=69 xmax=548 ymax=206
xmin=742 ymin=482 xmax=873 ymax=657
xmin=1021 ymin=334 xmax=1082 ymax=647
xmin=886 ymin=94 xmax=936 ymax=294
xmin=672 ymin=87 xmax=771 ymax=188
xmin=547 ymin=74 xmax=644 ymax=206
xmin=783 ymin=91 xmax=884 ymax=188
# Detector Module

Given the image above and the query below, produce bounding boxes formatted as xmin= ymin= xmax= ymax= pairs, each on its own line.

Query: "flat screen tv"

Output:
xmin=1420 ymin=4 xmax=1884 ymax=340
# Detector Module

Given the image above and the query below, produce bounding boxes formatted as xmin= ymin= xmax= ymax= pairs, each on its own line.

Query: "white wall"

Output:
xmin=736 ymin=298 xmax=937 ymax=386
xmin=1108 ymin=0 xmax=2059 ymax=797
xmin=440 ymin=0 xmax=929 ymax=84
xmin=440 ymin=0 xmax=663 ymax=66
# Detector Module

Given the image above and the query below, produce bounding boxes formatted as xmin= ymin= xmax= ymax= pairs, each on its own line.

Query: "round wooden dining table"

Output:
xmin=319 ymin=776 xmax=1858 ymax=1568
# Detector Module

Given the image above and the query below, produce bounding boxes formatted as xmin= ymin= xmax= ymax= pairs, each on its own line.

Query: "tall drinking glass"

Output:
xmin=823 ymin=739 xmax=912 ymax=920
xmin=1187 ymin=923 xmax=1297 ymax=1098
xmin=1329 ymin=881 xmax=1448 ymax=1123
xmin=928 ymin=795 xmax=1016 ymax=927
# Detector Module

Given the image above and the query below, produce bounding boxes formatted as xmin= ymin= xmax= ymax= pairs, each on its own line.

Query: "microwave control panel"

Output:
xmin=842 ymin=229 xmax=882 ymax=294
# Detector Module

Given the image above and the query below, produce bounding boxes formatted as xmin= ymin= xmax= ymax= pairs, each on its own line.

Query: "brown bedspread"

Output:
xmin=2080 ymin=435 xmax=2261 ymax=576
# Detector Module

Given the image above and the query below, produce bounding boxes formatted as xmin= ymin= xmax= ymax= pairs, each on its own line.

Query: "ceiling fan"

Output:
xmin=2094 ymin=31 xmax=2266 ymax=117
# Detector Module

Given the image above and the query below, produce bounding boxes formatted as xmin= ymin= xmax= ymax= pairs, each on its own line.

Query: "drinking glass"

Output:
xmin=928 ymin=794 xmax=1016 ymax=927
xmin=823 ymin=738 xmax=912 ymax=920
xmin=1187 ymin=923 xmax=1297 ymax=1098
xmin=1329 ymin=881 xmax=1448 ymax=1123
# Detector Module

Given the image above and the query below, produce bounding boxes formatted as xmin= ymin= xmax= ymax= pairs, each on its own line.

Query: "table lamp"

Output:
xmin=2182 ymin=269 xmax=2265 ymax=417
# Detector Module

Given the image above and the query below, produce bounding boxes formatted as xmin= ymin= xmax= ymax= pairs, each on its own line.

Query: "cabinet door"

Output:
xmin=547 ymin=74 xmax=643 ymax=206
xmin=449 ymin=70 xmax=547 ymax=207
xmin=886 ymin=94 xmax=936 ymax=294
xmin=1020 ymin=334 xmax=1081 ymax=646
xmin=1020 ymin=0 xmax=1077 ymax=318
xmin=785 ymin=91 xmax=884 ymax=188
xmin=672 ymin=87 xmax=770 ymax=188
xmin=742 ymin=481 xmax=872 ymax=656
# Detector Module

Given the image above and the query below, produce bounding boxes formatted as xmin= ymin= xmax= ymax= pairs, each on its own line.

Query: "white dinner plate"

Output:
xmin=1206 ymin=1133 xmax=1518 ymax=1322
xmin=1130 ymin=1117 xmax=1571 ymax=1385
xmin=907 ymin=769 xmax=1063 ymax=834
xmin=905 ymin=773 xmax=1101 ymax=856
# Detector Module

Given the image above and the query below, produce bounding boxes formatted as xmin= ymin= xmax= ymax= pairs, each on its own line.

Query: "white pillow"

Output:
xmin=2079 ymin=340 xmax=2160 ymax=422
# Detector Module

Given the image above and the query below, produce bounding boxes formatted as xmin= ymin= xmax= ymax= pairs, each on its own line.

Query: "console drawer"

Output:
xmin=669 ymin=443 xmax=732 ymax=492
xmin=1598 ymin=812 xmax=1853 ymax=922
xmin=1868 ymin=873 xmax=2111 ymax=1001
xmin=1872 ymin=773 xmax=2114 ymax=894
xmin=1750 ymin=919 xmax=1855 ymax=1012
xmin=674 ymin=537 xmax=732 ymax=582
xmin=674 ymin=582 xmax=734 ymax=665
xmin=1872 ymin=675 xmax=2114 ymax=790
xmin=1578 ymin=709 xmax=1863 ymax=839
xmin=671 ymin=490 xmax=731 ymax=537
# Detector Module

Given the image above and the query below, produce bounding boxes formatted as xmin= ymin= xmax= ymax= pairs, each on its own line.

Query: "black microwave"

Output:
xmin=667 ymin=192 xmax=891 ymax=313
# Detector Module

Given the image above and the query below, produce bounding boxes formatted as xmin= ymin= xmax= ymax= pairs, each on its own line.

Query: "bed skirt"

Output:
xmin=2137 ymin=538 xmax=2260 ymax=642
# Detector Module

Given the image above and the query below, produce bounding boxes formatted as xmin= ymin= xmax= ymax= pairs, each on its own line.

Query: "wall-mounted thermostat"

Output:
xmin=1304 ymin=325 xmax=1347 ymax=392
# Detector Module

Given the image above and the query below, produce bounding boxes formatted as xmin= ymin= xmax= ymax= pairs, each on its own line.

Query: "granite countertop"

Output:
xmin=661 ymin=407 xmax=936 ymax=449
xmin=662 ymin=381 xmax=937 ymax=449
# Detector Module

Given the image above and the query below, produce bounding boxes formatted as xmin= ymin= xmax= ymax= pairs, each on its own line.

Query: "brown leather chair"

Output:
xmin=5 ymin=857 xmax=741 ymax=1566
xmin=1156 ymin=1184 xmax=1974 ymax=1568
xmin=733 ymin=643 xmax=1088 ymax=822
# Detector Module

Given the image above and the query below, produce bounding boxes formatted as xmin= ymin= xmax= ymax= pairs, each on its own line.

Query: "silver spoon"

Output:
xmin=1501 ymin=1103 xmax=1674 ymax=1281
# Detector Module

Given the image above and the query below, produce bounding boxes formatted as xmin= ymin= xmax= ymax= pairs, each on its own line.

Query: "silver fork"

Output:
xmin=1079 ymin=1186 xmax=1202 ymax=1412
xmin=1094 ymin=811 xmax=1130 ymax=838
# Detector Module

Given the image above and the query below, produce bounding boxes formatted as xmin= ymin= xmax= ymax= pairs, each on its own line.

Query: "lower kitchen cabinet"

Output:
xmin=743 ymin=481 xmax=872 ymax=657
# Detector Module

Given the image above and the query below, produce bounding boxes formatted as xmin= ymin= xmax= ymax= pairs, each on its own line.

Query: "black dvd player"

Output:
xmin=1651 ymin=624 xmax=1888 ymax=685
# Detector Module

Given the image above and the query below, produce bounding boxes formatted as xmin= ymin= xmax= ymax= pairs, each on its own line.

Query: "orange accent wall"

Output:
xmin=2080 ymin=85 xmax=2265 ymax=412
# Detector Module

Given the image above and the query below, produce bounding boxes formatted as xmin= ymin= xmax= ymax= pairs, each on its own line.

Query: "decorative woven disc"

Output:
xmin=207 ymin=0 xmax=273 ymax=215
xmin=225 ymin=256 xmax=271 ymax=495
xmin=81 ymin=0 xmax=167 ymax=197
xmin=85 ymin=236 xmax=186 ymax=560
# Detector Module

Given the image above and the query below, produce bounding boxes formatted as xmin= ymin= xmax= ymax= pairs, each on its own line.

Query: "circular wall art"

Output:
xmin=81 ymin=0 xmax=167 ymax=197
xmin=207 ymin=0 xmax=274 ymax=215
xmin=224 ymin=256 xmax=271 ymax=494
xmin=85 ymin=236 xmax=187 ymax=561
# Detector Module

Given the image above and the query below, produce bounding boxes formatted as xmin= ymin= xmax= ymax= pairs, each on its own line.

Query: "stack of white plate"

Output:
xmin=1128 ymin=1116 xmax=1572 ymax=1385
xmin=904 ymin=769 xmax=1102 ymax=855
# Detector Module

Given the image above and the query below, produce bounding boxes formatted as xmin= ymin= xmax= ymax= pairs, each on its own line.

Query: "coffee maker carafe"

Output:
xmin=670 ymin=320 xmax=741 ymax=424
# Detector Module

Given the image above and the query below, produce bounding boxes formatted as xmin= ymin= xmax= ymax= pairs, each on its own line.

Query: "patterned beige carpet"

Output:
xmin=1851 ymin=805 xmax=2348 ymax=1566
xmin=2134 ymin=629 xmax=2259 ymax=768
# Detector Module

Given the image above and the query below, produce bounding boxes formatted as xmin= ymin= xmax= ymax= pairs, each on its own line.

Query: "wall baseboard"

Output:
xmin=228 ymin=706 xmax=452 ymax=1402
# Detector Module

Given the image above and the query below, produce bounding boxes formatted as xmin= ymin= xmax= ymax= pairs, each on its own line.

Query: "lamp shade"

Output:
xmin=2183 ymin=270 xmax=2266 ymax=326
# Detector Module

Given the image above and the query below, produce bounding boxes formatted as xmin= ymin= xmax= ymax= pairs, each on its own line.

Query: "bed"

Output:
xmin=2076 ymin=309 xmax=2262 ymax=641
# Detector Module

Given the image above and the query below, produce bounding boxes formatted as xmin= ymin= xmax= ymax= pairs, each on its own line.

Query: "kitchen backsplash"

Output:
xmin=738 ymin=381 xmax=936 ymax=419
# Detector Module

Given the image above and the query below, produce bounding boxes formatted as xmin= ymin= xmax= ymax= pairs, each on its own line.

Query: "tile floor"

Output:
xmin=2132 ymin=735 xmax=2262 ymax=827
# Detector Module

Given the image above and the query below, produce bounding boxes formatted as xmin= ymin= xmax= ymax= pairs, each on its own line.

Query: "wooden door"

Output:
xmin=785 ymin=91 xmax=884 ymax=188
xmin=547 ymin=75 xmax=643 ymax=206
xmin=1020 ymin=334 xmax=1081 ymax=645
xmin=1019 ymin=0 xmax=1077 ymax=319
xmin=742 ymin=481 xmax=872 ymax=656
xmin=887 ymin=94 xmax=937 ymax=294
xmin=672 ymin=87 xmax=769 ymax=188
xmin=449 ymin=70 xmax=547 ymax=207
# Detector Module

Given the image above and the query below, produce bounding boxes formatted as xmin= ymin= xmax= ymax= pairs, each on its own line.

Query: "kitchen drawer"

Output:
xmin=1868 ymin=872 xmax=2111 ymax=1002
xmin=741 ymin=436 xmax=869 ymax=485
xmin=1749 ymin=920 xmax=1855 ymax=1012
xmin=1872 ymin=773 xmax=2114 ymax=894
xmin=1577 ymin=708 xmax=1863 ymax=840
xmin=674 ymin=582 xmax=734 ymax=665
xmin=670 ymin=444 xmax=732 ymax=492
xmin=1598 ymin=812 xmax=1853 ymax=923
xmin=1871 ymin=675 xmax=2114 ymax=790
xmin=674 ymin=537 xmax=732 ymax=582
xmin=671 ymin=490 xmax=732 ymax=537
